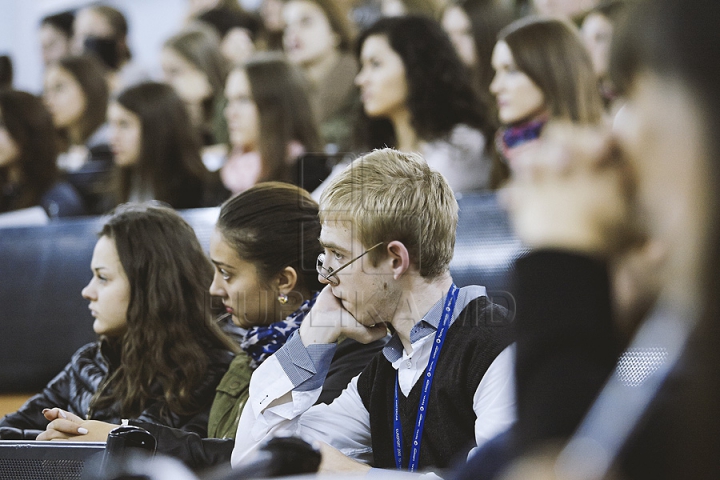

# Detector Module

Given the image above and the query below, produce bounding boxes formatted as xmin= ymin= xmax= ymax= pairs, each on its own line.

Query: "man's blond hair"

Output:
xmin=319 ymin=148 xmax=458 ymax=278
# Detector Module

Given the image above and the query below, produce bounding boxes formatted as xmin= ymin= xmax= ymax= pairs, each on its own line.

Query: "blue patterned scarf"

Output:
xmin=495 ymin=115 xmax=548 ymax=164
xmin=240 ymin=292 xmax=319 ymax=369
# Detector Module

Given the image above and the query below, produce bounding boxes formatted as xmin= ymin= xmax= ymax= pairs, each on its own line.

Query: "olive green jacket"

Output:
xmin=207 ymin=354 xmax=253 ymax=439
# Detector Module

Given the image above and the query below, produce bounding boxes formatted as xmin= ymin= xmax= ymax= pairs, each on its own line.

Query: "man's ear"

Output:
xmin=386 ymin=241 xmax=411 ymax=279
xmin=273 ymin=266 xmax=298 ymax=294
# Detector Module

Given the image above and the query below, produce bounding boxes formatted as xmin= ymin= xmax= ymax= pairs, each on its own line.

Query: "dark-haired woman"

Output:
xmin=441 ymin=1 xmax=515 ymax=114
xmin=353 ymin=15 xmax=496 ymax=193
xmin=489 ymin=16 xmax=603 ymax=174
xmin=197 ymin=6 xmax=262 ymax=68
xmin=39 ymin=11 xmax=74 ymax=68
xmin=220 ymin=54 xmax=324 ymax=196
xmin=43 ymin=55 xmax=113 ymax=213
xmin=40 ymin=183 xmax=386 ymax=471
xmin=0 ymin=90 xmax=84 ymax=218
xmin=0 ymin=204 xmax=235 ymax=440
xmin=580 ymin=1 xmax=625 ymax=109
xmin=107 ymin=82 xmax=213 ymax=210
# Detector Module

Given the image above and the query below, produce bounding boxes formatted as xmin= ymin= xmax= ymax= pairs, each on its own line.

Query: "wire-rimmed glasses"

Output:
xmin=316 ymin=242 xmax=384 ymax=286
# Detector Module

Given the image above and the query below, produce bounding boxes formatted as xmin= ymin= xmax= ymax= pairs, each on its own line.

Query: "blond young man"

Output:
xmin=231 ymin=149 xmax=515 ymax=475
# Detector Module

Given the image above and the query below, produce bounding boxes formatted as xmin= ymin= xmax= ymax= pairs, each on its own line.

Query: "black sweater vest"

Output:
xmin=356 ymin=296 xmax=513 ymax=470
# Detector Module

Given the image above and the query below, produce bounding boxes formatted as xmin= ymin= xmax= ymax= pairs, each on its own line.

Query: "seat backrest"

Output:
xmin=451 ymin=193 xmax=526 ymax=299
xmin=0 ymin=441 xmax=106 ymax=480
xmin=0 ymin=196 xmax=522 ymax=393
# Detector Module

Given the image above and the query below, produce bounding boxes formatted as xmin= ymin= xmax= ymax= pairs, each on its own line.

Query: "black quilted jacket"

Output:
xmin=0 ymin=339 xmax=233 ymax=440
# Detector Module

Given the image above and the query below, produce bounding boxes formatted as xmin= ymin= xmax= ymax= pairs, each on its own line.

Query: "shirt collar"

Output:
xmin=382 ymin=285 xmax=487 ymax=363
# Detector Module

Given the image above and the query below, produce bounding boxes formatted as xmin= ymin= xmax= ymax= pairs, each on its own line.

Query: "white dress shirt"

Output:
xmin=231 ymin=285 xmax=516 ymax=475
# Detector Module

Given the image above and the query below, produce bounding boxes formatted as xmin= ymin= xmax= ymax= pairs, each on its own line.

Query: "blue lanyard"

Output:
xmin=393 ymin=284 xmax=459 ymax=472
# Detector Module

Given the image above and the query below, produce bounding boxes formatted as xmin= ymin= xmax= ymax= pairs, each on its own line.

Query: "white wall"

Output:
xmin=0 ymin=0 xmax=189 ymax=93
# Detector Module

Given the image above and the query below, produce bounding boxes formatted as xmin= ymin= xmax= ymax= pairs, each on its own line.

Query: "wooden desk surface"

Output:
xmin=0 ymin=394 xmax=32 ymax=417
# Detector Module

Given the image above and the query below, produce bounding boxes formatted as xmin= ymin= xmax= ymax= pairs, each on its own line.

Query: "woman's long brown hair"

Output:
xmin=89 ymin=203 xmax=237 ymax=418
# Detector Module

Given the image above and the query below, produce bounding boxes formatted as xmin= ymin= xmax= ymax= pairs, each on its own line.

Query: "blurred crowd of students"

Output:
xmin=1 ymin=0 xmax=621 ymax=220
xmin=2 ymin=0 xmax=720 ymax=478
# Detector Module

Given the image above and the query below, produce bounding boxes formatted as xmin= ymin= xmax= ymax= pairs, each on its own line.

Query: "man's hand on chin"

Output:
xmin=301 ymin=286 xmax=388 ymax=346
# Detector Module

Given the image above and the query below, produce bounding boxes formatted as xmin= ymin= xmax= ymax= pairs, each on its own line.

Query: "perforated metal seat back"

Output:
xmin=0 ymin=441 xmax=105 ymax=480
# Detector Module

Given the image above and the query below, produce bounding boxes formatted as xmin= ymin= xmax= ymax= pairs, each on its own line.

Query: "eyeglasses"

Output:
xmin=316 ymin=242 xmax=383 ymax=286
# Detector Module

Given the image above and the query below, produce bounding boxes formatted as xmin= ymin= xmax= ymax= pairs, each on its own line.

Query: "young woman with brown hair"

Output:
xmin=39 ymin=11 xmax=74 ymax=68
xmin=489 ymin=16 xmax=604 ymax=174
xmin=0 ymin=203 xmax=236 ymax=440
xmin=43 ymin=55 xmax=111 ymax=169
xmin=220 ymin=53 xmax=323 ymax=196
xmin=0 ymin=90 xmax=84 ymax=217
xmin=107 ymin=82 xmax=212 ymax=209
xmin=43 ymin=54 xmax=112 ymax=213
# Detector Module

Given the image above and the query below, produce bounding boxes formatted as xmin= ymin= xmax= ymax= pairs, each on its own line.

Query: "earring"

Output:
xmin=277 ymin=293 xmax=289 ymax=305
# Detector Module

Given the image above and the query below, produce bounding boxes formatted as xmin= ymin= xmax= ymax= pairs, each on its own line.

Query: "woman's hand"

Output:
xmin=502 ymin=122 xmax=642 ymax=257
xmin=300 ymin=286 xmax=388 ymax=346
xmin=36 ymin=408 xmax=118 ymax=442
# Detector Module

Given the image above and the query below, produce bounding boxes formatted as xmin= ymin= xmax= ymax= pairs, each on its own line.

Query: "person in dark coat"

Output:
xmin=0 ymin=203 xmax=236 ymax=440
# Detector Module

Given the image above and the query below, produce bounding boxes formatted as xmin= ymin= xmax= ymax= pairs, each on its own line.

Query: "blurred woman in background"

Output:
xmin=580 ymin=0 xmax=625 ymax=109
xmin=353 ymin=15 xmax=496 ymax=192
xmin=0 ymin=203 xmax=235 ymax=440
xmin=107 ymin=82 xmax=214 ymax=209
xmin=282 ymin=0 xmax=359 ymax=153
xmin=197 ymin=6 xmax=263 ymax=68
xmin=162 ymin=26 xmax=230 ymax=150
xmin=38 ymin=11 xmax=74 ymax=68
xmin=0 ymin=90 xmax=84 ymax=218
xmin=489 ymin=16 xmax=603 ymax=175
xmin=43 ymin=54 xmax=112 ymax=213
xmin=441 ymin=0 xmax=514 ymax=112
xmin=258 ymin=0 xmax=286 ymax=51
xmin=220 ymin=53 xmax=323 ymax=196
